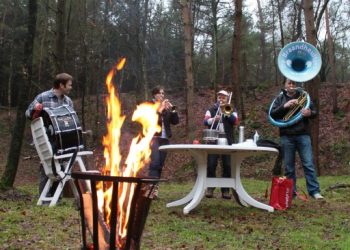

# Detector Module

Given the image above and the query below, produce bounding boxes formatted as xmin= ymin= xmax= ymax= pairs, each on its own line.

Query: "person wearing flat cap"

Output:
xmin=203 ymin=90 xmax=239 ymax=199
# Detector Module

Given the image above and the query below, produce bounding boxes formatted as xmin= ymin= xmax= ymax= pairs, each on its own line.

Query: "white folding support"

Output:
xmin=31 ymin=117 xmax=95 ymax=207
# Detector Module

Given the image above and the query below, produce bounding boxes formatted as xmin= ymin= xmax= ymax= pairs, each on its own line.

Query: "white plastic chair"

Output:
xmin=31 ymin=117 xmax=94 ymax=207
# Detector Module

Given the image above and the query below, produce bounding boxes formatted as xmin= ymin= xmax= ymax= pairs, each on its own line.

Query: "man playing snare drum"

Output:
xmin=25 ymin=73 xmax=74 ymax=196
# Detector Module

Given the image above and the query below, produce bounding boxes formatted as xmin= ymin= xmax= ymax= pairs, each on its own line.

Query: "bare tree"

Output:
xmin=303 ymin=0 xmax=321 ymax=174
xmin=141 ymin=0 xmax=150 ymax=100
xmin=270 ymin=0 xmax=279 ymax=85
xmin=325 ymin=6 xmax=338 ymax=114
xmin=55 ymin=0 xmax=66 ymax=72
xmin=180 ymin=0 xmax=195 ymax=141
xmin=1 ymin=0 xmax=38 ymax=189
xmin=231 ymin=0 xmax=243 ymax=119
xmin=210 ymin=0 xmax=220 ymax=93
xmin=276 ymin=0 xmax=285 ymax=48
xmin=256 ymin=0 xmax=267 ymax=83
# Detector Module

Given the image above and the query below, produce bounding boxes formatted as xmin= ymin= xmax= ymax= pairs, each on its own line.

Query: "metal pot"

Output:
xmin=202 ymin=129 xmax=219 ymax=143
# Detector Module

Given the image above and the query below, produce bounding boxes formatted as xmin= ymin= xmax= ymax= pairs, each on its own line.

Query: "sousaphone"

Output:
xmin=268 ymin=41 xmax=322 ymax=127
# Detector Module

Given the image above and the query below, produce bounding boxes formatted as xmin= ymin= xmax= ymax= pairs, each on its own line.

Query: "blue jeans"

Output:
xmin=207 ymin=154 xmax=231 ymax=193
xmin=148 ymin=137 xmax=169 ymax=178
xmin=280 ymin=135 xmax=320 ymax=196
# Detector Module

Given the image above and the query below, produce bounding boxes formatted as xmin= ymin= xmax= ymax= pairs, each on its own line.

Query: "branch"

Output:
xmin=325 ymin=183 xmax=350 ymax=191
xmin=315 ymin=0 xmax=330 ymax=33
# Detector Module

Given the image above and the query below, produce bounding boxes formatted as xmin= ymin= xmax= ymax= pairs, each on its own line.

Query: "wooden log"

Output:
xmin=82 ymin=193 xmax=110 ymax=249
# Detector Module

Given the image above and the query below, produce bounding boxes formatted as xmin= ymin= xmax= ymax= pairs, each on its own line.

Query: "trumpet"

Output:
xmin=283 ymin=92 xmax=307 ymax=121
xmin=163 ymin=99 xmax=176 ymax=111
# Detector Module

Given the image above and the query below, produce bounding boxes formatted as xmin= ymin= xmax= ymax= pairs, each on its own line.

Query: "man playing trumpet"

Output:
xmin=148 ymin=86 xmax=179 ymax=178
xmin=204 ymin=90 xmax=239 ymax=199
xmin=269 ymin=79 xmax=323 ymax=200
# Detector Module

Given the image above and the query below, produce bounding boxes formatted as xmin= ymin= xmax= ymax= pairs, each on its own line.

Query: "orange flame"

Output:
xmin=98 ymin=57 xmax=160 ymax=247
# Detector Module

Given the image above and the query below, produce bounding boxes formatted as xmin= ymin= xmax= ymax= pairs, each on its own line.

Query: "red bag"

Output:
xmin=269 ymin=176 xmax=293 ymax=210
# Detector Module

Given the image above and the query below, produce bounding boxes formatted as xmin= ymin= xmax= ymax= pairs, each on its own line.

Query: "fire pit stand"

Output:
xmin=72 ymin=172 xmax=160 ymax=250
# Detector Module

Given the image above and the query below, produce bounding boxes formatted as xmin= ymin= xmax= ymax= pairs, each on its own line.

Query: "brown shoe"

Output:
xmin=205 ymin=188 xmax=214 ymax=198
xmin=222 ymin=191 xmax=231 ymax=200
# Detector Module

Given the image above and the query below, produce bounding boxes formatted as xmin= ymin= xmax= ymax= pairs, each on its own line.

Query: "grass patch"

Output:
xmin=0 ymin=176 xmax=349 ymax=249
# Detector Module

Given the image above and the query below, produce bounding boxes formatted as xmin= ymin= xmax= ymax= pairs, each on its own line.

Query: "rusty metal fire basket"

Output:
xmin=72 ymin=172 xmax=160 ymax=250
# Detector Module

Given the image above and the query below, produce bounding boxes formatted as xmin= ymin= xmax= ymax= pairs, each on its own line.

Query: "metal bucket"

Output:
xmin=202 ymin=129 xmax=219 ymax=143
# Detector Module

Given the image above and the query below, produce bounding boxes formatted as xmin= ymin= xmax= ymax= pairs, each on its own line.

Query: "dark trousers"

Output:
xmin=207 ymin=154 xmax=231 ymax=193
xmin=148 ymin=137 xmax=169 ymax=178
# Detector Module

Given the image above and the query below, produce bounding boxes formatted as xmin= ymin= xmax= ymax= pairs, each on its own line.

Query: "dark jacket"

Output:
xmin=204 ymin=103 xmax=238 ymax=145
xmin=155 ymin=109 xmax=179 ymax=138
xmin=270 ymin=89 xmax=317 ymax=136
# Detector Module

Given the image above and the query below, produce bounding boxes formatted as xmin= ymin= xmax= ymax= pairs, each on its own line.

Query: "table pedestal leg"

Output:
xmin=167 ymin=150 xmax=208 ymax=214
xmin=166 ymin=175 xmax=200 ymax=208
xmin=183 ymin=174 xmax=205 ymax=214
xmin=232 ymin=155 xmax=274 ymax=212
xmin=182 ymin=151 xmax=208 ymax=214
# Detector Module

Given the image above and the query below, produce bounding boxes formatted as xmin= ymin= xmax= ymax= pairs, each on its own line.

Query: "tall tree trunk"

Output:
xmin=94 ymin=0 xmax=109 ymax=145
xmin=79 ymin=0 xmax=88 ymax=130
xmin=303 ymin=0 xmax=321 ymax=175
xmin=1 ymin=0 xmax=38 ymax=189
xmin=256 ymin=0 xmax=267 ymax=83
xmin=211 ymin=0 xmax=219 ymax=93
xmin=270 ymin=0 xmax=279 ymax=85
xmin=241 ymin=52 xmax=247 ymax=121
xmin=7 ymin=46 xmax=14 ymax=126
xmin=276 ymin=0 xmax=285 ymax=48
xmin=55 ymin=0 xmax=66 ymax=72
xmin=141 ymin=0 xmax=150 ymax=100
xmin=294 ymin=1 xmax=303 ymax=40
xmin=38 ymin=0 xmax=49 ymax=86
xmin=231 ymin=0 xmax=243 ymax=119
xmin=180 ymin=0 xmax=195 ymax=141
xmin=325 ymin=7 xmax=338 ymax=114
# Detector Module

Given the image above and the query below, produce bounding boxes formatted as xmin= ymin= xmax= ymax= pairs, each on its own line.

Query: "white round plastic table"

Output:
xmin=159 ymin=143 xmax=278 ymax=214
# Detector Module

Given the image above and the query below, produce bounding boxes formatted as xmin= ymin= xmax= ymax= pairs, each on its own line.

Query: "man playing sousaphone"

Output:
xmin=204 ymin=90 xmax=239 ymax=199
xmin=269 ymin=79 xmax=324 ymax=200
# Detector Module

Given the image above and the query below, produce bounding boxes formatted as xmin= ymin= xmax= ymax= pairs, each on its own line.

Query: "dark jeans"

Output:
xmin=281 ymin=135 xmax=320 ymax=196
xmin=207 ymin=154 xmax=231 ymax=193
xmin=148 ymin=137 xmax=169 ymax=178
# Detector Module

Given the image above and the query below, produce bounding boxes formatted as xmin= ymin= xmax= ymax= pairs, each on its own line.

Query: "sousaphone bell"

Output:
xmin=277 ymin=41 xmax=322 ymax=82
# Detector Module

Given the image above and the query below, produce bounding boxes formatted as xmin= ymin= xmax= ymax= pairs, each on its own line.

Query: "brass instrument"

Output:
xmin=283 ymin=91 xmax=307 ymax=121
xmin=269 ymin=41 xmax=320 ymax=128
xmin=220 ymin=91 xmax=234 ymax=116
xmin=221 ymin=103 xmax=234 ymax=116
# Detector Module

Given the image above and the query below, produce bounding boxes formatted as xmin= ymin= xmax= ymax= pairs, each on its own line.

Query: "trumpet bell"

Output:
xmin=278 ymin=41 xmax=322 ymax=82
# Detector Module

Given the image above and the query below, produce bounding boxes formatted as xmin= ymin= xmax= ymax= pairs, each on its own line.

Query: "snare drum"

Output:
xmin=42 ymin=105 xmax=84 ymax=155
